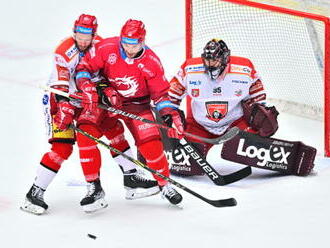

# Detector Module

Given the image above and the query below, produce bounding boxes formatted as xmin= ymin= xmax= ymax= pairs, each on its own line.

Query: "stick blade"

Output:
xmin=213 ymin=127 xmax=240 ymax=144
xmin=209 ymin=197 xmax=237 ymax=208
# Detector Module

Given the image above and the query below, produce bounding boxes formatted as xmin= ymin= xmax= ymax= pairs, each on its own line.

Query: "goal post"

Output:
xmin=185 ymin=0 xmax=330 ymax=156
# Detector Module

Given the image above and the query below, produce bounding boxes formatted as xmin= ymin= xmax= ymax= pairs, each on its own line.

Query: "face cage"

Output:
xmin=203 ymin=59 xmax=227 ymax=80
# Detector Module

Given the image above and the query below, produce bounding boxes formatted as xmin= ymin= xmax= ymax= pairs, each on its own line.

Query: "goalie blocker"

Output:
xmin=221 ymin=130 xmax=316 ymax=176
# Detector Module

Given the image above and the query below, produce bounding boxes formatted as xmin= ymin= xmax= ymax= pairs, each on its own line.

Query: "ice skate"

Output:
xmin=160 ymin=183 xmax=183 ymax=205
xmin=124 ymin=170 xmax=160 ymax=200
xmin=20 ymin=184 xmax=48 ymax=215
xmin=80 ymin=179 xmax=108 ymax=213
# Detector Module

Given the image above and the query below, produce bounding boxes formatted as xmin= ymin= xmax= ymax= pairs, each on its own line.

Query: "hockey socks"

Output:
xmin=77 ymin=124 xmax=102 ymax=182
xmin=221 ymin=130 xmax=316 ymax=176
xmin=138 ymin=140 xmax=170 ymax=186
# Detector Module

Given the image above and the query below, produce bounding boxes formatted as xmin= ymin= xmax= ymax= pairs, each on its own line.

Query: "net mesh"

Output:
xmin=189 ymin=0 xmax=325 ymax=121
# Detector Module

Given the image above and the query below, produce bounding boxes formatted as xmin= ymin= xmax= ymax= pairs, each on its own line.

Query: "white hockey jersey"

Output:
xmin=47 ymin=35 xmax=102 ymax=93
xmin=169 ymin=56 xmax=266 ymax=135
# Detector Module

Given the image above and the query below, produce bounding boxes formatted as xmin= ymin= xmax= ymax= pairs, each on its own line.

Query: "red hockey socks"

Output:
xmin=40 ymin=142 xmax=73 ymax=171
xmin=77 ymin=124 xmax=102 ymax=182
xmin=138 ymin=139 xmax=169 ymax=186
xmin=37 ymin=142 xmax=73 ymax=189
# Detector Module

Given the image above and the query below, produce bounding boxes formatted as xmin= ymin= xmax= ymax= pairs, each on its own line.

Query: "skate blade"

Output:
xmin=82 ymin=198 xmax=108 ymax=213
xmin=20 ymin=200 xmax=46 ymax=215
xmin=125 ymin=186 xmax=160 ymax=200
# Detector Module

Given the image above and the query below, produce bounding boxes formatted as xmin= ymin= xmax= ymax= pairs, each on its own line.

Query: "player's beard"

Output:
xmin=75 ymin=41 xmax=91 ymax=53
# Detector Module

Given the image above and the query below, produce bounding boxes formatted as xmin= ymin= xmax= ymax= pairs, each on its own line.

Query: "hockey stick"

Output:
xmin=70 ymin=124 xmax=237 ymax=208
xmin=97 ymin=105 xmax=240 ymax=145
xmin=179 ymin=138 xmax=251 ymax=185
xmin=41 ymin=85 xmax=239 ymax=145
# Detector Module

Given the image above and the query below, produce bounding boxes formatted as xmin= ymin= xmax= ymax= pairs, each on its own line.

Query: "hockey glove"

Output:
xmin=76 ymin=81 xmax=98 ymax=112
xmin=102 ymin=86 xmax=122 ymax=109
xmin=242 ymin=101 xmax=279 ymax=137
xmin=159 ymin=108 xmax=186 ymax=139
xmin=53 ymin=101 xmax=75 ymax=130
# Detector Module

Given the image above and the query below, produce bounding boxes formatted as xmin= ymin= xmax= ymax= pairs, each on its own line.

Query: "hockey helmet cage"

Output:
xmin=201 ymin=39 xmax=230 ymax=79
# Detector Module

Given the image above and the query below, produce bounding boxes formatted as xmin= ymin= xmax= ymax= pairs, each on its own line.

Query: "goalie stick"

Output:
xmin=71 ymin=124 xmax=237 ymax=208
xmin=179 ymin=138 xmax=252 ymax=185
xmin=41 ymin=85 xmax=239 ymax=145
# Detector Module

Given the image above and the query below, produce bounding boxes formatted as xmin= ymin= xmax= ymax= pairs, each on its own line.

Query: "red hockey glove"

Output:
xmin=77 ymin=81 xmax=98 ymax=111
xmin=53 ymin=101 xmax=75 ymax=130
xmin=160 ymin=108 xmax=185 ymax=139
xmin=102 ymin=86 xmax=122 ymax=108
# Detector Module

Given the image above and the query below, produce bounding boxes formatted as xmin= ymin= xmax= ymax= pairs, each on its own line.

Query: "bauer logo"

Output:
xmin=237 ymin=138 xmax=290 ymax=169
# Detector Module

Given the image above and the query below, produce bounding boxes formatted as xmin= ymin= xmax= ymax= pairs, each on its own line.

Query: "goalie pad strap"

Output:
xmin=221 ymin=131 xmax=316 ymax=176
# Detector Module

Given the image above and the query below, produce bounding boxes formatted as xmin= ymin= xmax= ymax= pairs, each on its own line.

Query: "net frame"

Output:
xmin=185 ymin=0 xmax=330 ymax=156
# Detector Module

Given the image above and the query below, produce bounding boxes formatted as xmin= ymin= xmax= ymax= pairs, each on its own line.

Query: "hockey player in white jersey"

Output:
xmin=167 ymin=39 xmax=279 ymax=176
xmin=167 ymin=39 xmax=316 ymax=177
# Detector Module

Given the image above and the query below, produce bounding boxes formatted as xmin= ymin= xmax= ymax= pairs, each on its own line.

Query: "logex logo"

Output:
xmin=165 ymin=148 xmax=191 ymax=166
xmin=237 ymin=138 xmax=291 ymax=167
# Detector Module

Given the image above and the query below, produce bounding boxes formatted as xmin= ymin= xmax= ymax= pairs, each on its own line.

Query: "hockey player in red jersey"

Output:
xmin=21 ymin=15 xmax=158 ymax=215
xmin=167 ymin=39 xmax=315 ymax=177
xmin=75 ymin=19 xmax=184 ymax=205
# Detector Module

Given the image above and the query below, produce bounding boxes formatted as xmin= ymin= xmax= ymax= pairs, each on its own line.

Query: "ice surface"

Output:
xmin=0 ymin=1 xmax=329 ymax=248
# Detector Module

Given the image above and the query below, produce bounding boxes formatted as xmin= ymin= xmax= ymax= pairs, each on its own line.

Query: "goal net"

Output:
xmin=185 ymin=0 xmax=330 ymax=156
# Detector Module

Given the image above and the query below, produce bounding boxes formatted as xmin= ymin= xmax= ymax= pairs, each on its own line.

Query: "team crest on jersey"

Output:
xmin=107 ymin=53 xmax=117 ymax=65
xmin=205 ymin=101 xmax=228 ymax=122
xmin=191 ymin=89 xmax=200 ymax=97
xmin=109 ymin=76 xmax=139 ymax=97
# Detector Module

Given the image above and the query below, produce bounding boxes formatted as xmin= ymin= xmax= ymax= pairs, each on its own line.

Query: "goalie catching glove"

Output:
xmin=242 ymin=100 xmax=279 ymax=137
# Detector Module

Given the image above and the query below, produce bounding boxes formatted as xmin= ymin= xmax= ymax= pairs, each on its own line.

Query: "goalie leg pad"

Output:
xmin=221 ymin=131 xmax=316 ymax=176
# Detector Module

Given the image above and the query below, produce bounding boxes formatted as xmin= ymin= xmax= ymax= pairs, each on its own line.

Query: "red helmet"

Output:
xmin=120 ymin=19 xmax=146 ymax=44
xmin=73 ymin=14 xmax=98 ymax=35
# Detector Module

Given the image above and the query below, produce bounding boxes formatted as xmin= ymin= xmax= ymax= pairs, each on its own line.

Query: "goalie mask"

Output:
xmin=201 ymin=39 xmax=230 ymax=80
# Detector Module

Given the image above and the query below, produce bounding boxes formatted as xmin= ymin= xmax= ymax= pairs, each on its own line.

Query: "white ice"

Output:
xmin=0 ymin=1 xmax=329 ymax=248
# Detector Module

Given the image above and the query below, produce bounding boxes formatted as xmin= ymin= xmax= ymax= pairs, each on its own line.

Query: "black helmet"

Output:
xmin=201 ymin=39 xmax=230 ymax=80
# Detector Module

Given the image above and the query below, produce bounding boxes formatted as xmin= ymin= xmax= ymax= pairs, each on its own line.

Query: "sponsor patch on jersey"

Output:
xmin=65 ymin=44 xmax=78 ymax=59
xmin=235 ymin=89 xmax=243 ymax=97
xmin=189 ymin=80 xmax=201 ymax=85
xmin=205 ymin=101 xmax=228 ymax=122
xmin=185 ymin=64 xmax=204 ymax=74
xmin=213 ymin=87 xmax=222 ymax=95
xmin=232 ymin=79 xmax=248 ymax=84
xmin=191 ymin=89 xmax=200 ymax=97
xmin=42 ymin=94 xmax=49 ymax=105
xmin=230 ymin=64 xmax=252 ymax=75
